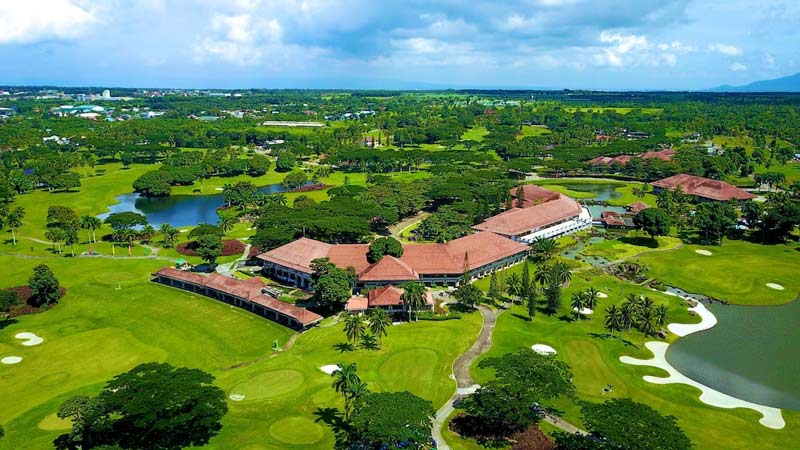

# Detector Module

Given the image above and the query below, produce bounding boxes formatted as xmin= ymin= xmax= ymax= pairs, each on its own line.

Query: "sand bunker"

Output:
xmin=596 ymin=292 xmax=608 ymax=298
xmin=766 ymin=283 xmax=784 ymax=291
xmin=2 ymin=356 xmax=22 ymax=364
xmin=668 ymin=302 xmax=717 ymax=337
xmin=531 ymin=344 xmax=557 ymax=355
xmin=15 ymin=332 xmax=44 ymax=346
xmin=573 ymin=307 xmax=593 ymax=315
xmin=229 ymin=394 xmax=246 ymax=401
xmin=695 ymin=249 xmax=712 ymax=256
xmin=621 ymin=342 xmax=784 ymax=429
xmin=320 ymin=364 xmax=341 ymax=375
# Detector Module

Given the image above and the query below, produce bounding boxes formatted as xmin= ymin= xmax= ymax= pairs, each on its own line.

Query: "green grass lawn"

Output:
xmin=0 ymin=255 xmax=481 ymax=450
xmin=461 ymin=127 xmax=488 ymax=142
xmin=563 ymin=107 xmax=663 ymax=115
xmin=531 ymin=179 xmax=657 ymax=207
xmin=518 ymin=125 xmax=550 ymax=139
xmin=581 ymin=234 xmax=683 ymax=261
xmin=637 ymin=239 xmax=800 ymax=306
xmin=460 ymin=262 xmax=800 ymax=450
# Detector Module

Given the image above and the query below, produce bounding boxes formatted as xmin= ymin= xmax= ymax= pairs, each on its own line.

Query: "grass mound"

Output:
xmin=230 ymin=369 xmax=305 ymax=401
xmin=269 ymin=417 xmax=324 ymax=445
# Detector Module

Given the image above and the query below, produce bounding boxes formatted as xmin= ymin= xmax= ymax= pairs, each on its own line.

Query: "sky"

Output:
xmin=1 ymin=0 xmax=798 ymax=90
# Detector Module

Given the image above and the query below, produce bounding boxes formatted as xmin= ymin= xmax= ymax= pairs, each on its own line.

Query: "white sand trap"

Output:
xmin=621 ymin=342 xmax=784 ymax=429
xmin=179 ymin=229 xmax=189 ymax=233
xmin=573 ymin=307 xmax=593 ymax=315
xmin=228 ymin=394 xmax=245 ymax=401
xmin=531 ymin=344 xmax=557 ymax=355
xmin=668 ymin=302 xmax=717 ymax=337
xmin=695 ymin=249 xmax=712 ymax=256
xmin=2 ymin=356 xmax=22 ymax=364
xmin=215 ymin=187 xmax=224 ymax=191
xmin=597 ymin=292 xmax=608 ymax=298
xmin=320 ymin=364 xmax=341 ymax=375
xmin=15 ymin=332 xmax=44 ymax=346
xmin=766 ymin=283 xmax=784 ymax=291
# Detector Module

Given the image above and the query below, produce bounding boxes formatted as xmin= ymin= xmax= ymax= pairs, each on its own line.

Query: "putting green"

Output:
xmin=230 ymin=369 xmax=304 ymax=401
xmin=268 ymin=417 xmax=324 ymax=445
xmin=379 ymin=348 xmax=439 ymax=399
xmin=93 ymin=271 xmax=142 ymax=287
xmin=37 ymin=372 xmax=70 ymax=387
xmin=37 ymin=413 xmax=72 ymax=431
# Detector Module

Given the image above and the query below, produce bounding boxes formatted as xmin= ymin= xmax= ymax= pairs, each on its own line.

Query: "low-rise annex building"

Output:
xmin=472 ymin=185 xmax=592 ymax=243
xmin=651 ymin=174 xmax=757 ymax=202
xmin=257 ymin=231 xmax=530 ymax=291
xmin=151 ymin=268 xmax=322 ymax=329
xmin=345 ymin=284 xmax=434 ymax=314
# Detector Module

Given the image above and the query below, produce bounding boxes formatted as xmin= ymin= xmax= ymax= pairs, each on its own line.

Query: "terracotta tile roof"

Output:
xmin=256 ymin=238 xmax=332 ymax=273
xmin=509 ymin=185 xmax=561 ymax=208
xmin=153 ymin=267 xmax=205 ymax=285
xmin=345 ymin=296 xmax=369 ymax=311
xmin=400 ymin=244 xmax=460 ymax=274
xmin=368 ymin=285 xmax=405 ymax=306
xmin=588 ymin=149 xmax=675 ymax=166
xmin=601 ymin=211 xmax=627 ymax=227
xmin=628 ymin=201 xmax=650 ymax=214
xmin=641 ymin=148 xmax=676 ymax=161
xmin=443 ymin=231 xmax=530 ymax=271
xmin=359 ymin=256 xmax=419 ymax=281
xmin=472 ymin=195 xmax=582 ymax=237
xmin=588 ymin=156 xmax=615 ymax=166
xmin=154 ymin=269 xmax=321 ymax=326
xmin=652 ymin=174 xmax=756 ymax=201
xmin=328 ymin=244 xmax=371 ymax=273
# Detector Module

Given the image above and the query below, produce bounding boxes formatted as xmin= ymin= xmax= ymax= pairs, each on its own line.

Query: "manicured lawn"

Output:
xmin=518 ymin=125 xmax=550 ymax=139
xmin=637 ymin=239 xmax=800 ymax=306
xmin=461 ymin=127 xmax=488 ymax=142
xmin=563 ymin=107 xmax=663 ymax=115
xmin=581 ymin=234 xmax=682 ymax=261
xmin=531 ymin=178 xmax=658 ymax=207
xmin=0 ymin=255 xmax=481 ymax=450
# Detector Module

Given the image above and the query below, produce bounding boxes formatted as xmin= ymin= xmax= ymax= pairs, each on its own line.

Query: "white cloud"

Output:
xmin=0 ymin=0 xmax=97 ymax=44
xmin=729 ymin=62 xmax=747 ymax=72
xmin=599 ymin=32 xmax=649 ymax=54
xmin=708 ymin=43 xmax=742 ymax=56
xmin=657 ymin=40 xmax=695 ymax=54
xmin=763 ymin=51 xmax=776 ymax=67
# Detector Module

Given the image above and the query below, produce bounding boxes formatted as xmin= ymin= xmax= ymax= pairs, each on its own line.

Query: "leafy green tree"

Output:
xmin=488 ymin=271 xmax=502 ymax=303
xmin=133 ymin=170 xmax=172 ymax=197
xmin=28 ymin=264 xmax=61 ymax=307
xmin=526 ymin=285 xmax=538 ymax=320
xmin=531 ymin=238 xmax=557 ymax=263
xmin=217 ymin=214 xmax=237 ymax=234
xmin=311 ymin=258 xmax=353 ymax=310
xmin=5 ymin=206 xmax=24 ymax=246
xmin=633 ymin=207 xmax=671 ymax=239
xmin=453 ymin=283 xmax=483 ymax=310
xmin=347 ymin=392 xmax=434 ymax=449
xmin=275 ymin=151 xmax=296 ymax=172
xmin=45 ymin=227 xmax=66 ymax=254
xmin=194 ymin=234 xmax=223 ymax=265
xmin=580 ymin=398 xmax=693 ymax=450
xmin=50 ymin=172 xmax=81 ymax=192
xmin=521 ymin=261 xmax=531 ymax=294
xmin=104 ymin=212 xmax=148 ymax=245
xmin=0 ymin=290 xmax=20 ymax=316
xmin=693 ymin=202 xmax=736 ymax=245
xmin=367 ymin=236 xmax=404 ymax=263
xmin=188 ymin=223 xmax=223 ymax=240
xmin=159 ymin=223 xmax=178 ymax=248
xmin=280 ymin=171 xmax=308 ymax=189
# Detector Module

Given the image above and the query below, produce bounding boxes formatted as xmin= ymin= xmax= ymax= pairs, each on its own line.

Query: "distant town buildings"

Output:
xmin=652 ymin=174 xmax=757 ymax=202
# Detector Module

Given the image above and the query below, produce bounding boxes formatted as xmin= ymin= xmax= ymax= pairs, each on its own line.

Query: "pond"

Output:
xmin=553 ymin=183 xmax=627 ymax=218
xmin=99 ymin=183 xmax=288 ymax=228
xmin=666 ymin=298 xmax=800 ymax=410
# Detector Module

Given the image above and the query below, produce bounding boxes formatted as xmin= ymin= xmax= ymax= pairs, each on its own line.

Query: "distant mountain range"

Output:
xmin=708 ymin=72 xmax=800 ymax=92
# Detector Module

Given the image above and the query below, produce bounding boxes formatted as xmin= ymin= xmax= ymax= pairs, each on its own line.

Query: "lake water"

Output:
xmin=99 ymin=183 xmax=288 ymax=228
xmin=555 ymin=183 xmax=628 ymax=218
xmin=667 ymin=298 xmax=800 ymax=410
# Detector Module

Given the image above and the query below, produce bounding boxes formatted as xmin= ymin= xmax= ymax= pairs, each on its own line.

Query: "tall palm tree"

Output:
xmin=6 ymin=206 xmax=24 ymax=246
xmin=655 ymin=304 xmax=669 ymax=329
xmin=159 ymin=223 xmax=178 ymax=247
xmin=400 ymin=282 xmax=426 ymax=322
xmin=534 ymin=264 xmax=552 ymax=286
xmin=505 ymin=272 xmax=522 ymax=303
xmin=266 ymin=193 xmax=288 ymax=207
xmin=368 ymin=308 xmax=391 ymax=345
xmin=552 ymin=261 xmax=572 ymax=287
xmin=331 ymin=362 xmax=362 ymax=421
xmin=80 ymin=215 xmax=101 ymax=243
xmin=343 ymin=314 xmax=365 ymax=344
xmin=605 ymin=305 xmax=623 ymax=337
xmin=570 ymin=292 xmax=586 ymax=320
xmin=637 ymin=307 xmax=658 ymax=345
xmin=532 ymin=237 xmax=558 ymax=263
xmin=218 ymin=214 xmax=237 ymax=234
xmin=585 ymin=287 xmax=600 ymax=310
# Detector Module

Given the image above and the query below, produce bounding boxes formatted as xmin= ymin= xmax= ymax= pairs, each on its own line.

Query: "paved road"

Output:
xmin=431 ymin=305 xmax=585 ymax=449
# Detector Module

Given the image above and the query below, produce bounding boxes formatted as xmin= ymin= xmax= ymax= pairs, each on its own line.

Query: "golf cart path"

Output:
xmin=432 ymin=305 xmax=584 ymax=449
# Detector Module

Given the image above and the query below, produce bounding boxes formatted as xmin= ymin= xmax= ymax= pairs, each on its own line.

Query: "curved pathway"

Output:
xmin=431 ymin=305 xmax=583 ymax=449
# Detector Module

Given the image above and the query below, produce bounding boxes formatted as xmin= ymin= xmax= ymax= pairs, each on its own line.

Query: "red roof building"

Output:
xmin=628 ymin=201 xmax=651 ymax=214
xmin=588 ymin=149 xmax=676 ymax=166
xmin=345 ymin=285 xmax=434 ymax=313
xmin=152 ymin=268 xmax=322 ymax=329
xmin=651 ymin=174 xmax=756 ymax=202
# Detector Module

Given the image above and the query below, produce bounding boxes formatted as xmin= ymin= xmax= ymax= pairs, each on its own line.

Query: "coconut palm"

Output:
xmin=80 ymin=215 xmax=102 ymax=243
xmin=637 ymin=307 xmax=658 ymax=344
xmin=505 ymin=272 xmax=523 ymax=303
xmin=218 ymin=214 xmax=237 ymax=234
xmin=400 ymin=282 xmax=427 ymax=322
xmin=534 ymin=264 xmax=552 ymax=286
xmin=6 ymin=206 xmax=24 ymax=246
xmin=604 ymin=304 xmax=624 ymax=337
xmin=655 ymin=304 xmax=669 ymax=329
xmin=585 ymin=287 xmax=600 ymax=310
xmin=571 ymin=292 xmax=587 ymax=320
xmin=551 ymin=261 xmax=572 ymax=287
xmin=159 ymin=223 xmax=178 ymax=247
xmin=532 ymin=237 xmax=558 ymax=263
xmin=359 ymin=333 xmax=379 ymax=350
xmin=343 ymin=314 xmax=365 ymax=344
xmin=265 ymin=193 xmax=288 ymax=207
xmin=331 ymin=362 xmax=362 ymax=420
xmin=368 ymin=308 xmax=391 ymax=345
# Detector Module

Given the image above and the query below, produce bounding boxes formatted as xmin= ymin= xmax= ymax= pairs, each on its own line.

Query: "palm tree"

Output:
xmin=551 ymin=261 xmax=572 ymax=287
xmin=585 ymin=287 xmax=600 ymax=310
xmin=655 ymin=304 xmax=669 ymax=329
xmin=80 ymin=215 xmax=101 ymax=243
xmin=532 ymin=237 xmax=558 ymax=263
xmin=359 ymin=333 xmax=379 ymax=350
xmin=570 ymin=292 xmax=586 ymax=320
xmin=637 ymin=307 xmax=658 ymax=344
xmin=505 ymin=272 xmax=522 ymax=303
xmin=6 ymin=206 xmax=24 ymax=246
xmin=400 ymin=282 xmax=426 ymax=322
xmin=343 ymin=314 xmax=365 ymax=344
xmin=604 ymin=305 xmax=623 ymax=337
xmin=265 ymin=193 xmax=287 ymax=207
xmin=534 ymin=264 xmax=552 ymax=286
xmin=139 ymin=225 xmax=156 ymax=243
xmin=368 ymin=308 xmax=391 ymax=344
xmin=218 ymin=214 xmax=237 ymax=234
xmin=159 ymin=223 xmax=178 ymax=247
xmin=331 ymin=362 xmax=362 ymax=420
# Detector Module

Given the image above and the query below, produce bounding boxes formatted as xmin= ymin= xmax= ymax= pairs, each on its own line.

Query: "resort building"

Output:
xmin=345 ymin=284 xmax=434 ymax=314
xmin=651 ymin=174 xmax=757 ymax=202
xmin=151 ymin=268 xmax=323 ymax=330
xmin=257 ymin=231 xmax=530 ymax=291
xmin=588 ymin=148 xmax=676 ymax=166
xmin=472 ymin=185 xmax=592 ymax=243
